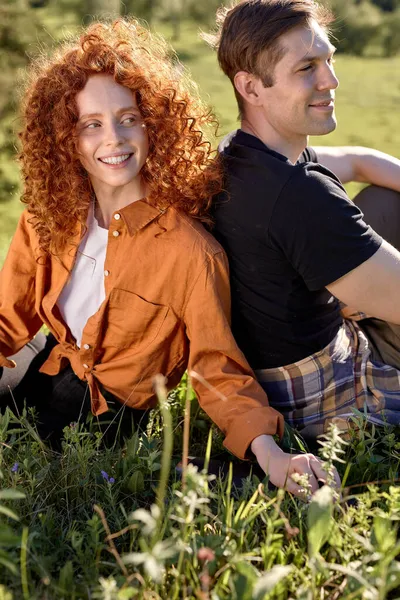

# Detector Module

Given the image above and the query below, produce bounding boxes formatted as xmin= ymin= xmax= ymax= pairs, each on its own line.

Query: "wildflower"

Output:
xmin=11 ymin=462 xmax=19 ymax=473
xmin=100 ymin=470 xmax=115 ymax=484
xmin=291 ymin=472 xmax=312 ymax=502
xmin=197 ymin=547 xmax=215 ymax=563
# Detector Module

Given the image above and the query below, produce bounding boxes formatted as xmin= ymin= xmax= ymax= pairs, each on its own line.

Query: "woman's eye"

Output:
xmin=121 ymin=116 xmax=137 ymax=125
xmin=86 ymin=122 xmax=100 ymax=129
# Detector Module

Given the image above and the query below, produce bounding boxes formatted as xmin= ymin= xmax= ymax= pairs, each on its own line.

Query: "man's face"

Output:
xmin=255 ymin=20 xmax=339 ymax=140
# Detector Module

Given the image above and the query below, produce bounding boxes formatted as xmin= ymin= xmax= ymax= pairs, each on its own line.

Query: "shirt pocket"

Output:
xmin=103 ymin=289 xmax=170 ymax=350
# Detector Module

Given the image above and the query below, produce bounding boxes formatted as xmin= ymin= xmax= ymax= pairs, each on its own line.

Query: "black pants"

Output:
xmin=0 ymin=334 xmax=148 ymax=447
xmin=353 ymin=185 xmax=400 ymax=371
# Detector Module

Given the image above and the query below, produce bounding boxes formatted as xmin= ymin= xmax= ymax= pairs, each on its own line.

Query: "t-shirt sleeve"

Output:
xmin=269 ymin=164 xmax=383 ymax=291
xmin=299 ymin=147 xmax=318 ymax=163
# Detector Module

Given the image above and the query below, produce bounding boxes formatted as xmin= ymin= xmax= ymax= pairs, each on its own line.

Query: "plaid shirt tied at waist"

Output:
xmin=255 ymin=318 xmax=400 ymax=438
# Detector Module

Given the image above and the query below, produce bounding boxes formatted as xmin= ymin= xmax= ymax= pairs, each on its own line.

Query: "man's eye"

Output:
xmin=300 ymin=64 xmax=313 ymax=72
xmin=328 ymin=57 xmax=336 ymax=66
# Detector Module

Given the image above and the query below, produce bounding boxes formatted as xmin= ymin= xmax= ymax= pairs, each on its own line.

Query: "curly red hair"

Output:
xmin=18 ymin=18 xmax=222 ymax=256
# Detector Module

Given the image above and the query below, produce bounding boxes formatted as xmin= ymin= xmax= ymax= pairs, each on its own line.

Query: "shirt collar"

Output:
xmin=231 ymin=129 xmax=291 ymax=163
xmin=119 ymin=199 xmax=166 ymax=236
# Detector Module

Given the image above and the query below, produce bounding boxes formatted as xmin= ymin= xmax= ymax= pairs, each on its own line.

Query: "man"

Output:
xmin=208 ymin=0 xmax=400 ymax=474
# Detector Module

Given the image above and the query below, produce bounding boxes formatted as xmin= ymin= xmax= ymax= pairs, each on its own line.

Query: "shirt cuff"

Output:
xmin=223 ymin=406 xmax=285 ymax=460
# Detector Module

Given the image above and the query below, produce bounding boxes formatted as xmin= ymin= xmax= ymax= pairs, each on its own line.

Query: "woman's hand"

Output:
xmin=0 ymin=356 xmax=16 ymax=369
xmin=251 ymin=434 xmax=341 ymax=499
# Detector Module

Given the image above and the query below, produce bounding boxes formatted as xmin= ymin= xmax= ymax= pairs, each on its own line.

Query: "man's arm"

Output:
xmin=327 ymin=240 xmax=400 ymax=324
xmin=312 ymin=146 xmax=400 ymax=191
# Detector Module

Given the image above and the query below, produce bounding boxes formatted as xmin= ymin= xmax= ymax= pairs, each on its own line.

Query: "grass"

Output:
xmin=2 ymin=384 xmax=400 ymax=599
xmin=1 ymin=7 xmax=400 ymax=600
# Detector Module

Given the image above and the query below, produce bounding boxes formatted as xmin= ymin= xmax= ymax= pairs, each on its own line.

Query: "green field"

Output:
xmin=2 ymin=11 xmax=400 ymax=600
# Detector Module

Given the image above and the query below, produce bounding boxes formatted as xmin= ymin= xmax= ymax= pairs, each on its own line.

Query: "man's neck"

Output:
xmin=241 ymin=119 xmax=307 ymax=165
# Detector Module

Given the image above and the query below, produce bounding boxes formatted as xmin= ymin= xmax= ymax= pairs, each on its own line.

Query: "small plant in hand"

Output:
xmin=1 ymin=386 xmax=400 ymax=599
xmin=318 ymin=423 xmax=349 ymax=499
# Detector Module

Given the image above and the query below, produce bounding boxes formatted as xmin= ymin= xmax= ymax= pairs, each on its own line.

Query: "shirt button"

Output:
xmin=83 ymin=363 xmax=89 ymax=369
xmin=112 ymin=230 xmax=120 ymax=237
xmin=114 ymin=213 xmax=121 ymax=220
xmin=104 ymin=270 xmax=110 ymax=277
xmin=83 ymin=344 xmax=90 ymax=350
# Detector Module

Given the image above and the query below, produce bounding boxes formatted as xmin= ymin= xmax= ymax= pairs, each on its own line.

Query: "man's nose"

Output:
xmin=317 ymin=64 xmax=339 ymax=91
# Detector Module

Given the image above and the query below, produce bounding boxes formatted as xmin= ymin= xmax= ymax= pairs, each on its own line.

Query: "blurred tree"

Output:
xmin=382 ymin=8 xmax=400 ymax=55
xmin=329 ymin=0 xmax=384 ymax=55
xmin=167 ymin=0 xmax=184 ymax=40
xmin=371 ymin=0 xmax=400 ymax=11
xmin=28 ymin=0 xmax=49 ymax=7
xmin=83 ymin=0 xmax=121 ymax=22
xmin=122 ymin=0 xmax=162 ymax=24
xmin=185 ymin=0 xmax=221 ymax=25
xmin=124 ymin=0 xmax=222 ymax=39
xmin=0 ymin=0 xmax=49 ymax=200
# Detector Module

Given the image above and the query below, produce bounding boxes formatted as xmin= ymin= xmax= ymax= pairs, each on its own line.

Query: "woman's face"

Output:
xmin=75 ymin=74 xmax=149 ymax=195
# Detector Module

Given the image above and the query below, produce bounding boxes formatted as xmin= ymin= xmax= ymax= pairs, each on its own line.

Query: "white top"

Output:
xmin=58 ymin=203 xmax=108 ymax=347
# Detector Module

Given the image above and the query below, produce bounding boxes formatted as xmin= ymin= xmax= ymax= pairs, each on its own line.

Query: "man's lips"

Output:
xmin=309 ymin=99 xmax=335 ymax=108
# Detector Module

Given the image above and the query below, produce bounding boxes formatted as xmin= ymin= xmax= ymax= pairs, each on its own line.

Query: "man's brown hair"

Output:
xmin=205 ymin=0 xmax=334 ymax=116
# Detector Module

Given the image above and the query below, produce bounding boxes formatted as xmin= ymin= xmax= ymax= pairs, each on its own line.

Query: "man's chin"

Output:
xmin=309 ymin=116 xmax=337 ymax=136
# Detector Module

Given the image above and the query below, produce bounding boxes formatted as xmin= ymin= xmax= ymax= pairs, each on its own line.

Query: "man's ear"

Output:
xmin=234 ymin=71 xmax=264 ymax=107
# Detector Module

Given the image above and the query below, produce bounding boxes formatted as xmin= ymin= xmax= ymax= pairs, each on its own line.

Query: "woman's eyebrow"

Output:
xmin=116 ymin=106 xmax=141 ymax=114
xmin=78 ymin=107 xmax=140 ymax=121
xmin=78 ymin=112 xmax=102 ymax=122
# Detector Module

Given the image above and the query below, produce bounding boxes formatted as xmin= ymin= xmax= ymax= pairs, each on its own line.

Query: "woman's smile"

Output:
xmin=98 ymin=152 xmax=133 ymax=167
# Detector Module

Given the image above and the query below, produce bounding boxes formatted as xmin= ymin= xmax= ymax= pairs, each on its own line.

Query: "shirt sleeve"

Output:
xmin=269 ymin=164 xmax=383 ymax=291
xmin=299 ymin=147 xmax=318 ymax=163
xmin=183 ymin=250 xmax=284 ymax=460
xmin=0 ymin=210 xmax=43 ymax=363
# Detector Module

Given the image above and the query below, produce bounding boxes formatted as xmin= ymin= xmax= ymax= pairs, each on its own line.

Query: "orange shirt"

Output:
xmin=0 ymin=200 xmax=284 ymax=459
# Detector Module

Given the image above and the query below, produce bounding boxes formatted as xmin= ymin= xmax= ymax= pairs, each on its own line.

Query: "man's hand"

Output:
xmin=251 ymin=434 xmax=341 ymax=499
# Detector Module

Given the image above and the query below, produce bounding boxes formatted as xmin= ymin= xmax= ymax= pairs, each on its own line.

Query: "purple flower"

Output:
xmin=11 ymin=462 xmax=19 ymax=473
xmin=101 ymin=470 xmax=109 ymax=482
xmin=100 ymin=470 xmax=115 ymax=484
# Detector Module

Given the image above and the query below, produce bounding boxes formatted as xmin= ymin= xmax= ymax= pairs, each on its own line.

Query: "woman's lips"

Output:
xmin=98 ymin=153 xmax=133 ymax=168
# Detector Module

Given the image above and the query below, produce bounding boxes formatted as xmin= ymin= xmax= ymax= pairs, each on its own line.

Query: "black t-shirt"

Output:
xmin=212 ymin=130 xmax=382 ymax=369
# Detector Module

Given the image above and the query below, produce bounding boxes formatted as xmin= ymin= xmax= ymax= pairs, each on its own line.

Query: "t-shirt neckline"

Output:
xmin=234 ymin=129 xmax=304 ymax=165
